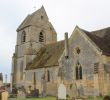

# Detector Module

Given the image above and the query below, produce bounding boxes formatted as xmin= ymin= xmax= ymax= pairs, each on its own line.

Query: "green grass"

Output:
xmin=9 ymin=97 xmax=56 ymax=100
xmin=9 ymin=96 xmax=103 ymax=100
xmin=88 ymin=97 xmax=103 ymax=100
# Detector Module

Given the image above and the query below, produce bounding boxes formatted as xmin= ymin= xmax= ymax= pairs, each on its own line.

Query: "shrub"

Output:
xmin=103 ymin=95 xmax=110 ymax=100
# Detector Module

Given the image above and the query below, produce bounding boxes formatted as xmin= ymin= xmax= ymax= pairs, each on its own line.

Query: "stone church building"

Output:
xmin=11 ymin=6 xmax=110 ymax=97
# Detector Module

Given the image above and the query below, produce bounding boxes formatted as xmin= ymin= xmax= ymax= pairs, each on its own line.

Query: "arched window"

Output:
xmin=21 ymin=31 xmax=26 ymax=43
xmin=47 ymin=70 xmax=50 ymax=82
xmin=41 ymin=16 xmax=43 ymax=20
xmin=75 ymin=62 xmax=82 ymax=80
xmin=39 ymin=32 xmax=44 ymax=42
xmin=79 ymin=66 xmax=82 ymax=79
xmin=76 ymin=66 xmax=79 ymax=80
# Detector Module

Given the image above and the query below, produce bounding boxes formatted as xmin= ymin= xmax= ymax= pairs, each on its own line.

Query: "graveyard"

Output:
xmin=9 ymin=97 xmax=56 ymax=100
xmin=8 ymin=96 xmax=103 ymax=100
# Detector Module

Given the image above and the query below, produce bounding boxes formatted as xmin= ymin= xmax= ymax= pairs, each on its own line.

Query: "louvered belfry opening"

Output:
xmin=39 ymin=32 xmax=44 ymax=42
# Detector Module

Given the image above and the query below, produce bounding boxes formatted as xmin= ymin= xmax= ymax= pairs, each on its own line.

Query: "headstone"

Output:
xmin=31 ymin=88 xmax=39 ymax=98
xmin=78 ymin=84 xmax=84 ymax=97
xmin=69 ymin=82 xmax=78 ymax=99
xmin=17 ymin=90 xmax=25 ymax=98
xmin=58 ymin=83 xmax=66 ymax=100
xmin=1 ymin=91 xmax=9 ymax=100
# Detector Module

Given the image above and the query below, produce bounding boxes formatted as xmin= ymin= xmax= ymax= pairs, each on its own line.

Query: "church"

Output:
xmin=11 ymin=6 xmax=110 ymax=97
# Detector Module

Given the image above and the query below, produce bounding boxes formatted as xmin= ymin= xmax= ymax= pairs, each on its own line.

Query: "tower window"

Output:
xmin=21 ymin=31 xmax=26 ymax=43
xmin=75 ymin=62 xmax=82 ymax=80
xmin=39 ymin=32 xmax=44 ymax=42
xmin=41 ymin=16 xmax=43 ymax=20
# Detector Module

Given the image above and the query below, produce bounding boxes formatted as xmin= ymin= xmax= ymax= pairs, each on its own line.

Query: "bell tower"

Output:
xmin=12 ymin=6 xmax=57 ymax=87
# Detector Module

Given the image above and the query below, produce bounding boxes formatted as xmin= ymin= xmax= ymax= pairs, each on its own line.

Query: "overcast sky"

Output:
xmin=0 ymin=0 xmax=110 ymax=82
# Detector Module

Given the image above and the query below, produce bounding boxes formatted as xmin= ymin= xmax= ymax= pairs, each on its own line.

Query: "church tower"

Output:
xmin=11 ymin=6 xmax=57 ymax=87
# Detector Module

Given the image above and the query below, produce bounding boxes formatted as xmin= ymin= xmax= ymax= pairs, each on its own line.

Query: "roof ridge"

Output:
xmin=91 ymin=27 xmax=110 ymax=33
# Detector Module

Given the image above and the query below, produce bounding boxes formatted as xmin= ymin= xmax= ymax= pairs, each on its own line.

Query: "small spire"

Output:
xmin=41 ymin=5 xmax=44 ymax=9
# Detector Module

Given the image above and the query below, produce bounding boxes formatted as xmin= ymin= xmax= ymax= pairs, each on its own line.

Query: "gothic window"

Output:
xmin=39 ymin=32 xmax=44 ymax=42
xmin=20 ymin=61 xmax=23 ymax=80
xmin=79 ymin=66 xmax=82 ymax=79
xmin=94 ymin=63 xmax=99 ymax=74
xmin=41 ymin=16 xmax=43 ymax=20
xmin=47 ymin=70 xmax=50 ymax=82
xmin=21 ymin=31 xmax=26 ymax=43
xmin=76 ymin=66 xmax=79 ymax=80
xmin=75 ymin=62 xmax=82 ymax=80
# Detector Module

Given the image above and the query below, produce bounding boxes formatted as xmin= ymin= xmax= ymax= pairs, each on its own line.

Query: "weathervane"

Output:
xmin=33 ymin=0 xmax=37 ymax=11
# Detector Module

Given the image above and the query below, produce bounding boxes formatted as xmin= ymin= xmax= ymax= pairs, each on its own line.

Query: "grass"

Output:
xmin=9 ymin=97 xmax=103 ymax=100
xmin=9 ymin=97 xmax=56 ymax=100
xmin=88 ymin=97 xmax=103 ymax=100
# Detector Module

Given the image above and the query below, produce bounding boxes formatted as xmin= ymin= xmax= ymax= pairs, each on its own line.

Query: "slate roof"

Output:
xmin=26 ymin=40 xmax=65 ymax=70
xmin=0 ymin=73 xmax=3 ymax=81
xmin=81 ymin=27 xmax=110 ymax=56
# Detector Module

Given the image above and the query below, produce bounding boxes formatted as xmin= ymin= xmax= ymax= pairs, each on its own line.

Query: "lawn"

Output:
xmin=9 ymin=97 xmax=56 ymax=100
xmin=9 ymin=96 xmax=103 ymax=100
xmin=88 ymin=97 xmax=103 ymax=100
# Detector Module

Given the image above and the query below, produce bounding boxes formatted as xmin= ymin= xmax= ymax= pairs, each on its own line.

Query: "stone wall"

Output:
xmin=59 ymin=28 xmax=101 ymax=96
xmin=25 ymin=66 xmax=59 ymax=96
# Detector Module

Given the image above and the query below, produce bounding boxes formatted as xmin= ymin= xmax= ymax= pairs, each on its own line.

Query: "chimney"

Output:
xmin=65 ymin=32 xmax=69 ymax=59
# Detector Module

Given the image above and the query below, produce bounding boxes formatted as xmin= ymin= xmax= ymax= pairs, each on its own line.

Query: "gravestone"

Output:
xmin=58 ymin=83 xmax=66 ymax=100
xmin=77 ymin=84 xmax=84 ymax=97
xmin=17 ymin=90 xmax=26 ymax=98
xmin=69 ymin=82 xmax=78 ymax=99
xmin=1 ymin=91 xmax=9 ymax=100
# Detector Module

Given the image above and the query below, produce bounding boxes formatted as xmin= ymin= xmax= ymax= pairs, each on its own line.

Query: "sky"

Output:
xmin=0 ymin=0 xmax=110 ymax=82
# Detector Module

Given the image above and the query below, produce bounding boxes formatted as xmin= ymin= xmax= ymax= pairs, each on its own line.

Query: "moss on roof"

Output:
xmin=26 ymin=40 xmax=64 ymax=70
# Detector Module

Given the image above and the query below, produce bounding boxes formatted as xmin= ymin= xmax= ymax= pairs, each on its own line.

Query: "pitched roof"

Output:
xmin=0 ymin=73 xmax=3 ymax=81
xmin=80 ymin=27 xmax=110 ymax=56
xmin=26 ymin=40 xmax=65 ymax=70
xmin=17 ymin=6 xmax=48 ymax=31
